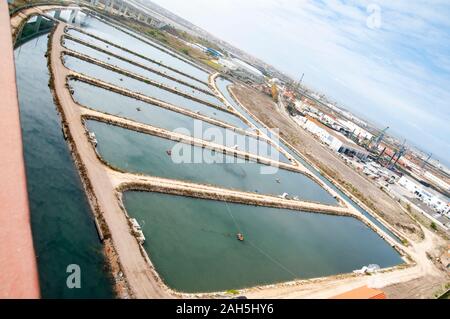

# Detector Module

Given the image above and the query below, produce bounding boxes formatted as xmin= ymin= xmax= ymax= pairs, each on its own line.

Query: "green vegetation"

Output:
xmin=12 ymin=0 xmax=221 ymax=72
xmin=226 ymin=289 xmax=240 ymax=295
xmin=162 ymin=24 xmax=222 ymax=52
xmin=200 ymin=58 xmax=223 ymax=72
xmin=406 ymin=203 xmax=412 ymax=213
xmin=113 ymin=15 xmax=219 ymax=69
xmin=181 ymin=48 xmax=190 ymax=56
xmin=430 ymin=222 xmax=437 ymax=231
xmin=317 ymin=162 xmax=382 ymax=217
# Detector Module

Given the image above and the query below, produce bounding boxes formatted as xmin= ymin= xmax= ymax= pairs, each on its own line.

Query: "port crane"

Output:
xmin=369 ymin=126 xmax=389 ymax=150
xmin=387 ymin=139 xmax=407 ymax=170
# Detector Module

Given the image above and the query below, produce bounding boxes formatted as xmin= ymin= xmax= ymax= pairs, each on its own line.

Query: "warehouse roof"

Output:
xmin=331 ymin=286 xmax=386 ymax=299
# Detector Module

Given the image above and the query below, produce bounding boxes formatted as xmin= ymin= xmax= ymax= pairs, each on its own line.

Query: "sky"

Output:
xmin=150 ymin=0 xmax=450 ymax=167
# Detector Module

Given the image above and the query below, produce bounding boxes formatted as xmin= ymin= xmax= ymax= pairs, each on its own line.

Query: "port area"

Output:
xmin=228 ymin=82 xmax=449 ymax=298
xmin=10 ymin=2 xmax=449 ymax=299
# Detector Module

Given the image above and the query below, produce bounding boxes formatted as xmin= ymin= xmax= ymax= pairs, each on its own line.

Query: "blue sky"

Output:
xmin=151 ymin=0 xmax=450 ymax=166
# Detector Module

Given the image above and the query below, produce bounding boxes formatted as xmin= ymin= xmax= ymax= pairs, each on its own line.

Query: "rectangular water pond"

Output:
xmin=216 ymin=76 xmax=403 ymax=243
xmin=64 ymin=56 xmax=248 ymax=129
xmin=63 ymin=38 xmax=220 ymax=105
xmin=87 ymin=121 xmax=337 ymax=205
xmin=123 ymin=191 xmax=403 ymax=293
xmin=71 ymin=81 xmax=289 ymax=163
xmin=65 ymin=28 xmax=211 ymax=91
xmin=72 ymin=12 xmax=211 ymax=83
xmin=14 ymin=21 xmax=113 ymax=298
xmin=215 ymin=77 xmax=260 ymax=124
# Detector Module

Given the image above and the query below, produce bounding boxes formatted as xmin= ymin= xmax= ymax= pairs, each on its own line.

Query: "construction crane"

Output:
xmin=388 ymin=139 xmax=407 ymax=170
xmin=369 ymin=126 xmax=389 ymax=150
xmin=294 ymin=73 xmax=305 ymax=92
xmin=421 ymin=153 xmax=432 ymax=169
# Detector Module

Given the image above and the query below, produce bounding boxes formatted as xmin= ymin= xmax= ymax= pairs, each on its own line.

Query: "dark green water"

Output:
xmin=215 ymin=77 xmax=264 ymax=129
xmin=215 ymin=77 xmax=402 ymax=243
xmin=63 ymin=38 xmax=221 ymax=105
xmin=64 ymin=56 xmax=249 ymax=129
xmin=87 ymin=121 xmax=337 ymax=205
xmin=71 ymin=80 xmax=289 ymax=163
xmin=123 ymin=191 xmax=402 ymax=292
xmin=14 ymin=19 xmax=113 ymax=298
xmin=65 ymin=12 xmax=211 ymax=83
xmin=65 ymin=28 xmax=211 ymax=91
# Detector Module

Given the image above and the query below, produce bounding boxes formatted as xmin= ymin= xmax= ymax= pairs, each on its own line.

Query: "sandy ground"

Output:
xmin=229 ymin=83 xmax=450 ymax=298
xmin=230 ymin=84 xmax=423 ymax=241
xmin=56 ymin=21 xmax=360 ymax=299
xmin=53 ymin=20 xmax=419 ymax=297
xmin=242 ymin=208 xmax=448 ymax=299
xmin=14 ymin=2 xmax=446 ymax=298
xmin=51 ymin=23 xmax=170 ymax=298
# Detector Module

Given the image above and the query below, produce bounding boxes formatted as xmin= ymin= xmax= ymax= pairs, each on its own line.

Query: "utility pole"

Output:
xmin=421 ymin=153 xmax=432 ymax=169
xmin=296 ymin=73 xmax=304 ymax=92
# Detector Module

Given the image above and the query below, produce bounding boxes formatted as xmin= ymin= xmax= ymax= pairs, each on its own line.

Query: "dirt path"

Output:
xmin=10 ymin=4 xmax=67 ymax=39
xmin=80 ymin=106 xmax=307 ymax=174
xmin=19 ymin=2 xmax=448 ymax=298
xmin=243 ymin=225 xmax=447 ymax=299
xmin=51 ymin=23 xmax=170 ymax=299
xmin=230 ymin=84 xmax=423 ymax=241
xmin=228 ymin=83 xmax=450 ymax=298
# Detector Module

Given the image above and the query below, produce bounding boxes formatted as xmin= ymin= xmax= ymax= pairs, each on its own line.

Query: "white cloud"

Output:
xmin=149 ymin=0 xmax=450 ymax=164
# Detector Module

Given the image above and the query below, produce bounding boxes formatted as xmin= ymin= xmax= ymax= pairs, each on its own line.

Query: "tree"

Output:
xmin=271 ymin=84 xmax=279 ymax=103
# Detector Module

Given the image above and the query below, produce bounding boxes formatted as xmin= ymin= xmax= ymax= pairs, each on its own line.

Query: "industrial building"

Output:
xmin=398 ymin=176 xmax=450 ymax=214
xmin=219 ymin=57 xmax=265 ymax=84
xmin=294 ymin=115 xmax=369 ymax=160
xmin=337 ymin=118 xmax=373 ymax=141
